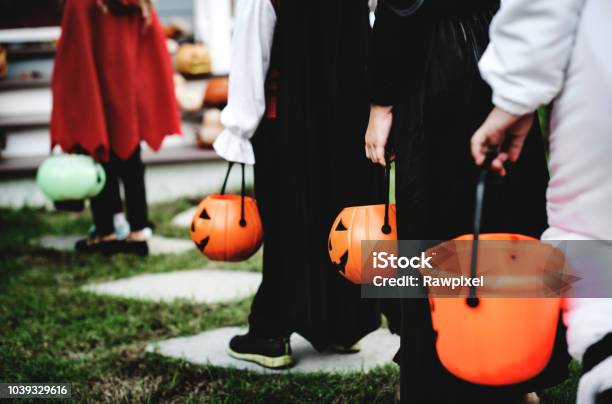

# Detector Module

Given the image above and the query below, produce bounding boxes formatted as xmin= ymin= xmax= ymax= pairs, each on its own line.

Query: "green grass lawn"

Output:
xmin=0 ymin=200 xmax=579 ymax=403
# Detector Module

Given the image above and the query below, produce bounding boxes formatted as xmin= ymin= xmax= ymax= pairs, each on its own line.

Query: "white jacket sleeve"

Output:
xmin=479 ymin=0 xmax=586 ymax=115
xmin=212 ymin=0 xmax=276 ymax=164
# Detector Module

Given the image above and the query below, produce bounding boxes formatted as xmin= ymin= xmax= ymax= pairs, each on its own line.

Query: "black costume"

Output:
xmin=249 ymin=0 xmax=385 ymax=350
xmin=369 ymin=0 xmax=570 ymax=401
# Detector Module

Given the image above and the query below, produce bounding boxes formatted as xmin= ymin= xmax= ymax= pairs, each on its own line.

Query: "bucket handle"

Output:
xmin=220 ymin=162 xmax=247 ymax=227
xmin=382 ymin=162 xmax=393 ymax=235
xmin=467 ymin=152 xmax=497 ymax=308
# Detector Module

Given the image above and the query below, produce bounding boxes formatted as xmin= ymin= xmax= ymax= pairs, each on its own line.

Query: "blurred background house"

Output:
xmin=0 ymin=0 xmax=243 ymax=208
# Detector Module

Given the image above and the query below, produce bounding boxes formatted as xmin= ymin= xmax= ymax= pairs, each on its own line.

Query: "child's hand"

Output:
xmin=365 ymin=105 xmax=394 ymax=167
xmin=471 ymin=107 xmax=535 ymax=176
xmin=98 ymin=0 xmax=152 ymax=25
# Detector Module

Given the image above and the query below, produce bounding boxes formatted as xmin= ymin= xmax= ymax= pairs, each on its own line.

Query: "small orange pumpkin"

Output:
xmin=328 ymin=204 xmax=398 ymax=284
xmin=204 ymin=78 xmax=228 ymax=107
xmin=190 ymin=194 xmax=263 ymax=261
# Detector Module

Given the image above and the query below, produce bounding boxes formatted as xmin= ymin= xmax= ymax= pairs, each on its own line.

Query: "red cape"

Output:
xmin=50 ymin=0 xmax=181 ymax=161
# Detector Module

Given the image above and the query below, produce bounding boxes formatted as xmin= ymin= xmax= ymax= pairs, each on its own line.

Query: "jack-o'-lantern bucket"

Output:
xmin=428 ymin=162 xmax=563 ymax=386
xmin=191 ymin=162 xmax=263 ymax=261
xmin=329 ymin=163 xmax=398 ymax=284
xmin=36 ymin=154 xmax=106 ymax=211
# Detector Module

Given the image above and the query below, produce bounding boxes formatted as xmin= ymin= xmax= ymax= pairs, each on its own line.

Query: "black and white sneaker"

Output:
xmin=228 ymin=333 xmax=294 ymax=369
xmin=331 ymin=342 xmax=361 ymax=354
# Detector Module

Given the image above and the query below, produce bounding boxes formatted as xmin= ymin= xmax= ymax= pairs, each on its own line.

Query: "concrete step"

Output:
xmin=172 ymin=206 xmax=198 ymax=228
xmin=146 ymin=327 xmax=399 ymax=374
xmin=82 ymin=269 xmax=262 ymax=305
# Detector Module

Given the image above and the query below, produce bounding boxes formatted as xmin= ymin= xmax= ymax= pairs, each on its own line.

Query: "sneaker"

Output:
xmin=113 ymin=213 xmax=130 ymax=240
xmin=228 ymin=333 xmax=294 ymax=369
xmin=331 ymin=342 xmax=361 ymax=354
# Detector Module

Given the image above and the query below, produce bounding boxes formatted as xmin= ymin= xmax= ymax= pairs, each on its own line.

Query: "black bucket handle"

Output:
xmin=467 ymin=153 xmax=497 ymax=308
xmin=382 ymin=162 xmax=393 ymax=234
xmin=220 ymin=162 xmax=247 ymax=227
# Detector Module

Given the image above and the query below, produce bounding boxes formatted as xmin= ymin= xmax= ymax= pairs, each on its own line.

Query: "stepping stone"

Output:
xmin=35 ymin=235 xmax=81 ymax=251
xmin=146 ymin=327 xmax=399 ymax=373
xmin=82 ymin=269 xmax=261 ymax=304
xmin=148 ymin=236 xmax=194 ymax=255
xmin=35 ymin=235 xmax=194 ymax=255
xmin=171 ymin=206 xmax=197 ymax=228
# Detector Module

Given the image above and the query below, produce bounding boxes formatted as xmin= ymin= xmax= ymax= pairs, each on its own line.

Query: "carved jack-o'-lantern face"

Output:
xmin=190 ymin=194 xmax=263 ymax=262
xmin=328 ymin=204 xmax=398 ymax=284
xmin=175 ymin=44 xmax=211 ymax=76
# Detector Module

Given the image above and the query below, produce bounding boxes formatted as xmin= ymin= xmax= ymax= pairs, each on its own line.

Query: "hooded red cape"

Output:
xmin=50 ymin=0 xmax=181 ymax=161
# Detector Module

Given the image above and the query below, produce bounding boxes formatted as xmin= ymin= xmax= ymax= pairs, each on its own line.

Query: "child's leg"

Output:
xmin=227 ymin=119 xmax=293 ymax=369
xmin=247 ymin=119 xmax=290 ymax=338
xmin=116 ymin=146 xmax=149 ymax=233
xmin=89 ymin=157 xmax=122 ymax=237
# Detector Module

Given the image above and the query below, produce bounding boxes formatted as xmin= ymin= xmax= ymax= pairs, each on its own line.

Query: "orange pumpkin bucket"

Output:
xmin=329 ymin=163 xmax=398 ymax=284
xmin=428 ymin=160 xmax=563 ymax=386
xmin=329 ymin=204 xmax=397 ymax=284
xmin=191 ymin=162 xmax=263 ymax=261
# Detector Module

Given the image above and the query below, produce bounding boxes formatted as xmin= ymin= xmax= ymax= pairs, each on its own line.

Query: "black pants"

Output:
xmin=90 ymin=146 xmax=148 ymax=235
xmin=247 ymin=119 xmax=384 ymax=348
xmin=248 ymin=119 xmax=291 ymax=338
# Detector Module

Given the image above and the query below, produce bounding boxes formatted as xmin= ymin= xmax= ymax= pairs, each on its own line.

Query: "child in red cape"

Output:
xmin=51 ymin=0 xmax=181 ymax=255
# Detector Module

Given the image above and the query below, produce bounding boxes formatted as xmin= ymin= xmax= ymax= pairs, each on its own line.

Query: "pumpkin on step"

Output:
xmin=175 ymin=43 xmax=211 ymax=76
xmin=203 ymin=77 xmax=228 ymax=107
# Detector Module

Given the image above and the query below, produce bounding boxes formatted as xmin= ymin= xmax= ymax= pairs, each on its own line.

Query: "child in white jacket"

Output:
xmin=471 ymin=0 xmax=612 ymax=402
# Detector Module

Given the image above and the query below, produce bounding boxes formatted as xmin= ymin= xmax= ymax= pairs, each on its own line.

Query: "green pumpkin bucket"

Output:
xmin=36 ymin=155 xmax=106 ymax=211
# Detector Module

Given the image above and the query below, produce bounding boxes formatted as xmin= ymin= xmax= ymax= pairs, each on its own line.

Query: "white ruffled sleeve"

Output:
xmin=213 ymin=0 xmax=276 ymax=164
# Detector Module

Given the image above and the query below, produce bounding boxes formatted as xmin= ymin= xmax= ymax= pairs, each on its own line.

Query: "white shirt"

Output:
xmin=213 ymin=0 xmax=276 ymax=165
xmin=214 ymin=0 xmax=378 ymax=165
xmin=479 ymin=0 xmax=612 ymax=393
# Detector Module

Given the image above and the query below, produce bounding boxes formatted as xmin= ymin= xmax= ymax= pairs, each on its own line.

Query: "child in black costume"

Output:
xmin=365 ymin=0 xmax=570 ymax=402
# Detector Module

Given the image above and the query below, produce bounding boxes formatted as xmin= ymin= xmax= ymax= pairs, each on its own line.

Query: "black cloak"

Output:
xmin=249 ymin=0 xmax=386 ymax=351
xmin=369 ymin=0 xmax=570 ymax=401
